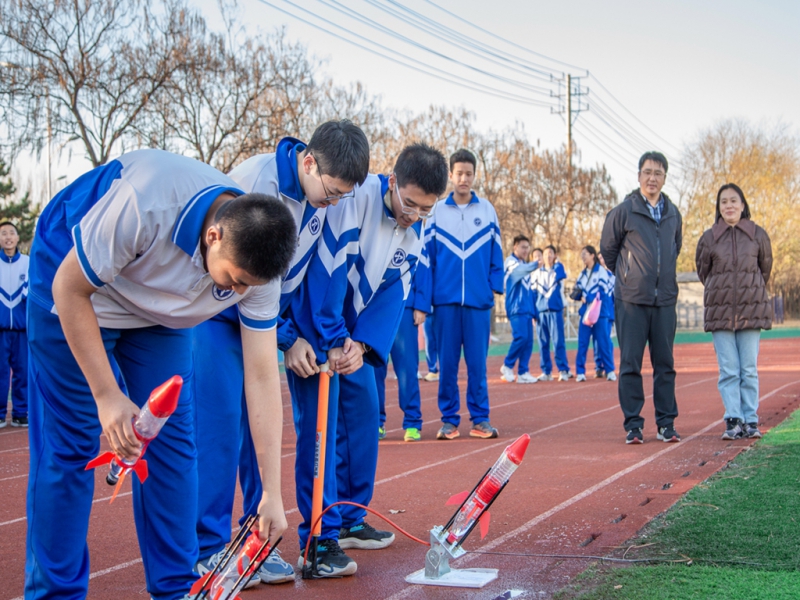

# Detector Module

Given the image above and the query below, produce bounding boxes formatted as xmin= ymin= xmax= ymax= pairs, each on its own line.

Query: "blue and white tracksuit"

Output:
xmin=581 ymin=266 xmax=615 ymax=374
xmin=288 ymin=174 xmax=423 ymax=548
xmin=25 ymin=150 xmax=280 ymax=600
xmin=0 ymin=250 xmax=28 ymax=420
xmin=531 ymin=262 xmax=570 ymax=375
xmin=192 ymin=137 xmax=328 ymax=560
xmin=376 ymin=272 xmax=427 ymax=431
xmin=423 ymin=310 xmax=438 ymax=373
xmin=502 ymin=255 xmax=539 ymax=376
xmin=417 ymin=192 xmax=504 ymax=426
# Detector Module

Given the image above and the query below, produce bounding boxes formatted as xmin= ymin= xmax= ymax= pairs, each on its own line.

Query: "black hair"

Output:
xmin=449 ymin=148 xmax=477 ymax=172
xmin=638 ymin=151 xmax=669 ymax=174
xmin=214 ymin=194 xmax=297 ymax=282
xmin=513 ymin=234 xmax=530 ymax=246
xmin=582 ymin=245 xmax=598 ymax=265
xmin=545 ymin=244 xmax=558 ymax=254
xmin=0 ymin=221 xmax=18 ymax=233
xmin=715 ymin=183 xmax=751 ymax=222
xmin=532 ymin=247 xmax=543 ymax=254
xmin=394 ymin=143 xmax=449 ymax=196
xmin=306 ymin=120 xmax=370 ymax=187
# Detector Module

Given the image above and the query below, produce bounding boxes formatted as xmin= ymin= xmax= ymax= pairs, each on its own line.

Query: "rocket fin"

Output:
xmin=446 ymin=490 xmax=470 ymax=506
xmin=85 ymin=451 xmax=115 ymax=471
xmin=478 ymin=511 xmax=491 ymax=539
xmin=189 ymin=572 xmax=214 ymax=596
xmin=133 ymin=459 xmax=148 ymax=483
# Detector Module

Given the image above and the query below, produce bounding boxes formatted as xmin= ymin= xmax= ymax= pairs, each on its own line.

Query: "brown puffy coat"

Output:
xmin=695 ymin=218 xmax=772 ymax=331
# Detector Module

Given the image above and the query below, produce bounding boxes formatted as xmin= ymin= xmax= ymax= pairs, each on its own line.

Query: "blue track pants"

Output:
xmin=538 ymin=310 xmax=569 ymax=375
xmin=376 ymin=308 xmax=423 ymax=430
xmin=287 ymin=369 xmax=342 ymax=549
xmin=336 ymin=365 xmax=380 ymax=528
xmin=435 ymin=305 xmax=491 ymax=426
xmin=423 ymin=311 xmax=438 ymax=374
xmin=503 ymin=314 xmax=534 ymax=375
xmin=576 ymin=317 xmax=615 ymax=375
xmin=25 ymin=302 xmax=197 ymax=600
xmin=0 ymin=329 xmax=27 ymax=419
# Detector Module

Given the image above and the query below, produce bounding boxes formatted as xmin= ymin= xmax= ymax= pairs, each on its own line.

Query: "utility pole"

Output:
xmin=551 ymin=74 xmax=588 ymax=202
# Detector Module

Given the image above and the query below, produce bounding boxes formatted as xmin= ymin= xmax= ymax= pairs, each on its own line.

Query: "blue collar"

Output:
xmin=1 ymin=250 xmax=21 ymax=263
xmin=379 ymin=174 xmax=423 ymax=237
xmin=171 ymin=185 xmax=244 ymax=256
xmin=444 ymin=191 xmax=479 ymax=206
xmin=276 ymin=137 xmax=308 ymax=202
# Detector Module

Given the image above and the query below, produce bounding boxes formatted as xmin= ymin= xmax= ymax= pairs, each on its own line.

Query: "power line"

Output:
xmin=306 ymin=0 xmax=555 ymax=97
xmin=255 ymin=0 xmax=557 ymax=108
xmin=376 ymin=0 xmax=557 ymax=82
xmin=421 ymin=0 xmax=586 ymax=74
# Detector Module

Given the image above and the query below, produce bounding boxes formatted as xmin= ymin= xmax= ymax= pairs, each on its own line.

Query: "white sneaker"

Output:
xmin=537 ymin=373 xmax=553 ymax=381
xmin=576 ymin=373 xmax=586 ymax=382
xmin=423 ymin=372 xmax=439 ymax=382
xmin=500 ymin=365 xmax=515 ymax=383
xmin=517 ymin=372 xmax=538 ymax=384
xmin=558 ymin=371 xmax=571 ymax=382
xmin=417 ymin=371 xmax=423 ymax=379
xmin=607 ymin=371 xmax=617 ymax=382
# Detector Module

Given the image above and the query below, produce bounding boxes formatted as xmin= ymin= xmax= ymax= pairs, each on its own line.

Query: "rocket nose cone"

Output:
xmin=148 ymin=375 xmax=183 ymax=418
xmin=505 ymin=433 xmax=530 ymax=465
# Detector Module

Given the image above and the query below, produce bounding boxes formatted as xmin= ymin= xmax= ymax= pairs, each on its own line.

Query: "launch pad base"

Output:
xmin=405 ymin=567 xmax=498 ymax=588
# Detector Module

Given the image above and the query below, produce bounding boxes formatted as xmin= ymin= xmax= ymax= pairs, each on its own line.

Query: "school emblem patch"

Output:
xmin=474 ymin=218 xmax=482 ymax=226
xmin=308 ymin=215 xmax=321 ymax=236
xmin=212 ymin=285 xmax=235 ymax=301
xmin=391 ymin=248 xmax=407 ymax=267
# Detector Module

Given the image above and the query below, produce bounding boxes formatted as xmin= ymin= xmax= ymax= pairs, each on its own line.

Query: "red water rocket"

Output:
xmin=85 ymin=375 xmax=183 ymax=503
xmin=407 ymin=433 xmax=531 ymax=588
xmin=189 ymin=515 xmax=281 ymax=600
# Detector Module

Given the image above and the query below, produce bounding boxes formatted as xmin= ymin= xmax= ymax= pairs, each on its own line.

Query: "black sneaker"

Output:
xmin=297 ymin=539 xmax=357 ymax=577
xmin=744 ymin=422 xmax=762 ymax=439
xmin=11 ymin=416 xmax=28 ymax=428
xmin=721 ymin=418 xmax=744 ymax=440
xmin=594 ymin=369 xmax=606 ymax=379
xmin=625 ymin=428 xmax=644 ymax=444
xmin=657 ymin=425 xmax=681 ymax=443
xmin=339 ymin=522 xmax=395 ymax=550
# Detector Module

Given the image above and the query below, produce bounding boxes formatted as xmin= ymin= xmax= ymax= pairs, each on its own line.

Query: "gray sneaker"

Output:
xmin=257 ymin=547 xmax=295 ymax=584
xmin=339 ymin=522 xmax=395 ymax=550
xmin=721 ymin=418 xmax=744 ymax=440
xmin=744 ymin=422 xmax=762 ymax=439
xmin=436 ymin=422 xmax=460 ymax=440
xmin=196 ymin=548 xmax=260 ymax=590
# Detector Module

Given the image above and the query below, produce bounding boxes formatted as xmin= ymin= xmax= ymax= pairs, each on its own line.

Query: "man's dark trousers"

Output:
xmin=615 ymin=300 xmax=678 ymax=431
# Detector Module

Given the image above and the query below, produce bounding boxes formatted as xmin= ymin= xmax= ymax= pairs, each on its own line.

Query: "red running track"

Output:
xmin=1 ymin=339 xmax=799 ymax=599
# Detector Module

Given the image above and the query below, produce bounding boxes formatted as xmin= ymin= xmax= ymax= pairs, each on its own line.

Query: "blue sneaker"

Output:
xmin=257 ymin=547 xmax=294 ymax=584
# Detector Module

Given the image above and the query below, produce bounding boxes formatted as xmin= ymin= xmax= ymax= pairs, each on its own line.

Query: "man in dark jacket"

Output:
xmin=600 ymin=151 xmax=683 ymax=444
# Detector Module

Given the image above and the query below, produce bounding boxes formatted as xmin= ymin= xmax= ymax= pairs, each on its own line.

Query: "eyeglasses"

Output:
xmin=640 ymin=169 xmax=666 ymax=179
xmin=311 ymin=153 xmax=355 ymax=202
xmin=395 ymin=179 xmax=436 ymax=220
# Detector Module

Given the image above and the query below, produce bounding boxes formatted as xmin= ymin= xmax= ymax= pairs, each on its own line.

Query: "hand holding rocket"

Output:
xmin=85 ymin=375 xmax=183 ymax=502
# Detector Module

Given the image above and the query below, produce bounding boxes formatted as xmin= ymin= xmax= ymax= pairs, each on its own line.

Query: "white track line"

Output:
xmin=0 ymin=473 xmax=27 ymax=482
xmin=387 ymin=378 xmax=800 ymax=599
xmin=0 ymin=492 xmax=132 ymax=527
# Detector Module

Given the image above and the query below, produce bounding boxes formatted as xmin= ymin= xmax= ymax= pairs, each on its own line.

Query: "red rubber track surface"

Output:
xmin=1 ymin=339 xmax=799 ymax=599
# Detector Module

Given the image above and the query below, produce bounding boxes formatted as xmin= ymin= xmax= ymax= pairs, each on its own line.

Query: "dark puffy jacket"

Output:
xmin=600 ymin=190 xmax=683 ymax=307
xmin=695 ymin=218 xmax=772 ymax=332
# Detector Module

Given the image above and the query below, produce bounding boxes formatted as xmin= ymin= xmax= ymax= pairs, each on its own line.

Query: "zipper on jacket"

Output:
xmin=461 ymin=209 xmax=465 ymax=306
xmin=731 ymin=227 xmax=737 ymax=329
xmin=655 ymin=220 xmax=661 ymax=300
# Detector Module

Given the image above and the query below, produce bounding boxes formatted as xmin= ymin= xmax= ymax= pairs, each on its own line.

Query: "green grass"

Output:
xmin=556 ymin=409 xmax=800 ymax=599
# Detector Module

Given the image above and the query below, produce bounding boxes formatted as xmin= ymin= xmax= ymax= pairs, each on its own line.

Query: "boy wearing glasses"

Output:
xmin=289 ymin=143 xmax=448 ymax=576
xmin=418 ymin=149 xmax=504 ymax=441
xmin=192 ymin=121 xmax=370 ymax=585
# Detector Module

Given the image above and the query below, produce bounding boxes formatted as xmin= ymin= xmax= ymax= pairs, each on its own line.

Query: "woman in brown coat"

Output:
xmin=696 ymin=183 xmax=772 ymax=440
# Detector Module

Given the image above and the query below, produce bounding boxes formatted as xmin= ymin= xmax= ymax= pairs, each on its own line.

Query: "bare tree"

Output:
xmin=0 ymin=0 xmax=203 ymax=167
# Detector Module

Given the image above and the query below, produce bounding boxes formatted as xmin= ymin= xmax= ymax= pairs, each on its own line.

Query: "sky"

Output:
xmin=14 ymin=0 xmax=800 ymax=203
